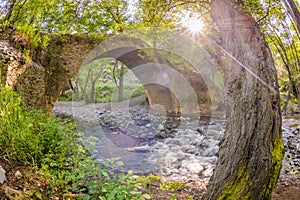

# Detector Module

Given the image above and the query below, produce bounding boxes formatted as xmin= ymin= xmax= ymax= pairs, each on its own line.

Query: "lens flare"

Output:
xmin=185 ymin=17 xmax=204 ymax=34
xmin=178 ymin=11 xmax=204 ymax=35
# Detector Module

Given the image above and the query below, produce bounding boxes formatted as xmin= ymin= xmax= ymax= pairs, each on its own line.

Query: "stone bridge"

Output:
xmin=0 ymin=29 xmax=217 ymax=119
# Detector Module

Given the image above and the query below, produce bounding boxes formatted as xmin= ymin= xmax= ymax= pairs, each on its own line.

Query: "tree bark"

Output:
xmin=284 ymin=0 xmax=300 ymax=33
xmin=90 ymin=68 xmax=103 ymax=103
xmin=284 ymin=0 xmax=300 ymax=111
xmin=282 ymin=80 xmax=292 ymax=113
xmin=4 ymin=0 xmax=17 ymax=26
xmin=297 ymin=85 xmax=300 ymax=111
xmin=118 ymin=65 xmax=124 ymax=102
xmin=203 ymin=0 xmax=284 ymax=199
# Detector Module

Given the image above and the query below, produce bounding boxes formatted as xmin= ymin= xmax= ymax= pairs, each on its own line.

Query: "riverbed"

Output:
xmin=53 ymin=101 xmax=300 ymax=183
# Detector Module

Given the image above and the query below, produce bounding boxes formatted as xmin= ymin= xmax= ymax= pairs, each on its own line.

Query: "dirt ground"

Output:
xmin=272 ymin=177 xmax=300 ymax=200
xmin=1 ymin=160 xmax=300 ymax=200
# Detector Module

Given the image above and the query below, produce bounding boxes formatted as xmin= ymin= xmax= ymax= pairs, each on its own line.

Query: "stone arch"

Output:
xmin=6 ymin=29 xmax=221 ymax=121
xmin=78 ymin=30 xmax=222 ymax=121
xmin=82 ymin=45 xmax=211 ymax=119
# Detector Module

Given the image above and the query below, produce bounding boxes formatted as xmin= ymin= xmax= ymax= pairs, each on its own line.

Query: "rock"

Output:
xmin=207 ymin=129 xmax=222 ymax=140
xmin=165 ymin=138 xmax=182 ymax=146
xmin=190 ymin=136 xmax=204 ymax=147
xmin=182 ymin=159 xmax=204 ymax=174
xmin=157 ymin=130 xmax=174 ymax=138
xmin=158 ymin=124 xmax=164 ymax=130
xmin=0 ymin=165 xmax=6 ymax=184
xmin=209 ymin=120 xmax=216 ymax=125
xmin=182 ymin=145 xmax=197 ymax=154
xmin=3 ymin=185 xmax=28 ymax=200
xmin=15 ymin=170 xmax=22 ymax=179
xmin=196 ymin=128 xmax=205 ymax=135
xmin=202 ymin=146 xmax=219 ymax=157
xmin=97 ymin=109 xmax=106 ymax=115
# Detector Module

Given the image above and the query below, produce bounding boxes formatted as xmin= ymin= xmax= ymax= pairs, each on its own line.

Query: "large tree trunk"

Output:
xmin=297 ymin=85 xmax=300 ymax=111
xmin=284 ymin=0 xmax=300 ymax=33
xmin=203 ymin=0 xmax=284 ymax=199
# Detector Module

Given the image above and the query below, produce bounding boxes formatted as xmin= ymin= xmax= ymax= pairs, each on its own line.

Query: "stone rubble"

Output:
xmin=53 ymin=101 xmax=300 ymax=182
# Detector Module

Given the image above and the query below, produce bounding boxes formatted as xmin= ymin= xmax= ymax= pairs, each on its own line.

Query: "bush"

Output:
xmin=0 ymin=87 xmax=77 ymax=167
xmin=95 ymin=83 xmax=115 ymax=103
xmin=130 ymin=85 xmax=146 ymax=98
xmin=0 ymin=87 xmax=150 ymax=199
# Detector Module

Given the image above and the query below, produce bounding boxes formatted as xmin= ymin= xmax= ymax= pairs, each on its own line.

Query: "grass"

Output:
xmin=0 ymin=86 xmax=190 ymax=199
xmin=0 ymin=87 xmax=146 ymax=199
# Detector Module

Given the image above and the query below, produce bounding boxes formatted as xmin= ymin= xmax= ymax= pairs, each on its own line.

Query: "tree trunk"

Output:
xmin=90 ymin=69 xmax=103 ymax=103
xmin=284 ymin=0 xmax=300 ymax=33
xmin=118 ymin=65 xmax=124 ymax=102
xmin=4 ymin=0 xmax=17 ymax=26
xmin=284 ymin=0 xmax=300 ymax=112
xmin=282 ymin=80 xmax=292 ymax=113
xmin=297 ymin=84 xmax=300 ymax=111
xmin=203 ymin=0 xmax=284 ymax=199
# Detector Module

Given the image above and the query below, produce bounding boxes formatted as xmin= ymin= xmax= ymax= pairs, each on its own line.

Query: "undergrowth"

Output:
xmin=0 ymin=87 xmax=148 ymax=199
xmin=0 ymin=87 xmax=188 ymax=199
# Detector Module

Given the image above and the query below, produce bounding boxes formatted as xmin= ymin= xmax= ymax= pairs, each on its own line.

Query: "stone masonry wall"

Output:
xmin=0 ymin=29 xmax=210 ymax=116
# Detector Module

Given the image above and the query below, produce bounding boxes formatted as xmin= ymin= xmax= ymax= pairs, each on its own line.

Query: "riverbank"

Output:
xmin=53 ymin=100 xmax=300 ymax=199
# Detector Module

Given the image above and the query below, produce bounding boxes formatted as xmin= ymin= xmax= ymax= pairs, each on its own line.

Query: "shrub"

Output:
xmin=0 ymin=87 xmax=150 ymax=199
xmin=0 ymin=86 xmax=78 ymax=167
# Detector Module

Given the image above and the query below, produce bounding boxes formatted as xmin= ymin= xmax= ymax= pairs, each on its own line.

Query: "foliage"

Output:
xmin=255 ymin=0 xmax=300 ymax=109
xmin=0 ymin=87 xmax=150 ymax=199
xmin=160 ymin=181 xmax=187 ymax=200
xmin=279 ymin=74 xmax=299 ymax=105
xmin=72 ymin=58 xmax=146 ymax=103
xmin=95 ymin=83 xmax=146 ymax=103
xmin=0 ymin=87 xmax=76 ymax=166
xmin=0 ymin=86 xmax=187 ymax=199
xmin=15 ymin=25 xmax=50 ymax=48
xmin=95 ymin=83 xmax=115 ymax=102
xmin=130 ymin=85 xmax=147 ymax=99
xmin=0 ymin=0 xmax=132 ymax=34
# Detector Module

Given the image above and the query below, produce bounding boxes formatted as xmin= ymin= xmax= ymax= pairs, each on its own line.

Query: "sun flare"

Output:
xmin=186 ymin=17 xmax=204 ymax=34
xmin=178 ymin=12 xmax=204 ymax=35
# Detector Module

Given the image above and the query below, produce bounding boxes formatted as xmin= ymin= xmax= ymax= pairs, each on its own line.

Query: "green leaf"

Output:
xmin=102 ymin=171 xmax=109 ymax=177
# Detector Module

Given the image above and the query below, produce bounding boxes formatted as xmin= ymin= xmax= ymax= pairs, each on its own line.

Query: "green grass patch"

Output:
xmin=0 ymin=87 xmax=186 ymax=199
xmin=0 ymin=87 xmax=148 ymax=199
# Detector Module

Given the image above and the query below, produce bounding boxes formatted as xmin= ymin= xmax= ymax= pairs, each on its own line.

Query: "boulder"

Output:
xmin=0 ymin=165 xmax=6 ymax=184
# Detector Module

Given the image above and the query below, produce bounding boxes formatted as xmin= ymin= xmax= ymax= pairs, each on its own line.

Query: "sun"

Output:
xmin=178 ymin=12 xmax=204 ymax=35
xmin=185 ymin=17 xmax=204 ymax=34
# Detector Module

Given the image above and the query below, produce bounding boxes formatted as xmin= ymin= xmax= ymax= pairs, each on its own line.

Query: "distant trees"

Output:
xmin=0 ymin=0 xmax=131 ymax=37
xmin=256 ymin=0 xmax=300 ymax=112
xmin=112 ymin=60 xmax=127 ymax=102
xmin=74 ymin=59 xmax=108 ymax=103
xmin=73 ymin=58 xmax=130 ymax=103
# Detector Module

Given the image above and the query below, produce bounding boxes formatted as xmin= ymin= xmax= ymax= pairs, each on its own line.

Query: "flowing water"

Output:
xmin=54 ymin=101 xmax=300 ymax=181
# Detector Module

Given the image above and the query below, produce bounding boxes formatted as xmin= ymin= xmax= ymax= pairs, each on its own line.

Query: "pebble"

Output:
xmin=15 ymin=170 xmax=22 ymax=179
xmin=53 ymin=102 xmax=300 ymax=182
